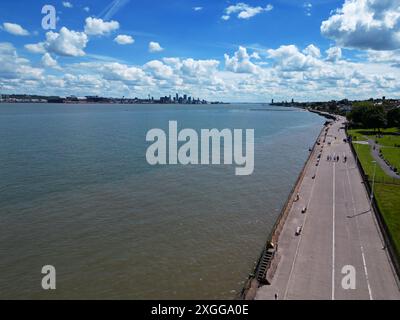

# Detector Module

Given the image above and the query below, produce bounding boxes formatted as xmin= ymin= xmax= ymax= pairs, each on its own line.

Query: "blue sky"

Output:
xmin=1 ymin=0 xmax=400 ymax=101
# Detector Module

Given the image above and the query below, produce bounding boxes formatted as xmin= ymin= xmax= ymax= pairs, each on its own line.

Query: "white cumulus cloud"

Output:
xmin=326 ymin=47 xmax=342 ymax=62
xmin=2 ymin=22 xmax=29 ymax=36
xmin=321 ymin=0 xmax=400 ymax=50
xmin=367 ymin=50 xmax=400 ymax=67
xmin=62 ymin=2 xmax=73 ymax=8
xmin=222 ymin=3 xmax=273 ymax=20
xmin=95 ymin=62 xmax=149 ymax=84
xmin=44 ymin=27 xmax=88 ymax=57
xmin=267 ymin=44 xmax=322 ymax=71
xmin=3 ymin=38 xmax=400 ymax=103
xmin=224 ymin=46 xmax=259 ymax=74
xmin=84 ymin=17 xmax=120 ymax=36
xmin=25 ymin=43 xmax=46 ymax=54
xmin=303 ymin=44 xmax=321 ymax=58
xmin=114 ymin=34 xmax=134 ymax=45
xmin=41 ymin=53 xmax=61 ymax=70
xmin=145 ymin=60 xmax=175 ymax=80
xmin=149 ymin=41 xmax=164 ymax=53
xmin=0 ymin=43 xmax=43 ymax=81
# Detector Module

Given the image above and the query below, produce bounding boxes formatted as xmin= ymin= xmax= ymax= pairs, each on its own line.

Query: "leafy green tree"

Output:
xmin=364 ymin=104 xmax=386 ymax=132
xmin=347 ymin=102 xmax=371 ymax=126
xmin=347 ymin=102 xmax=386 ymax=131
xmin=387 ymin=107 xmax=400 ymax=128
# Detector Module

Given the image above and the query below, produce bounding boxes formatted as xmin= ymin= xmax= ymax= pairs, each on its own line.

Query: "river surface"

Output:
xmin=0 ymin=103 xmax=324 ymax=299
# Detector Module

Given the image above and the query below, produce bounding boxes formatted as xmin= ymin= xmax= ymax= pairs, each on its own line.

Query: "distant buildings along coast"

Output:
xmin=0 ymin=93 xmax=227 ymax=105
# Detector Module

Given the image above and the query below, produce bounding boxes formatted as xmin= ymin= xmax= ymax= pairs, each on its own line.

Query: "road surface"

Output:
xmin=256 ymin=116 xmax=400 ymax=300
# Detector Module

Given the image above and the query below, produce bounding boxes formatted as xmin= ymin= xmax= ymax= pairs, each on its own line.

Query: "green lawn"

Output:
xmin=353 ymin=143 xmax=388 ymax=180
xmin=381 ymin=147 xmax=400 ymax=173
xmin=374 ymin=184 xmax=400 ymax=258
xmin=348 ymin=128 xmax=400 ymax=147
xmin=376 ymin=134 xmax=400 ymax=147
xmin=349 ymin=127 xmax=400 ymax=172
xmin=351 ymin=141 xmax=400 ymax=259
xmin=347 ymin=129 xmax=368 ymax=142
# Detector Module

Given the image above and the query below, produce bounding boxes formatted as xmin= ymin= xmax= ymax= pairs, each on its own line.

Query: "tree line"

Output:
xmin=347 ymin=101 xmax=400 ymax=131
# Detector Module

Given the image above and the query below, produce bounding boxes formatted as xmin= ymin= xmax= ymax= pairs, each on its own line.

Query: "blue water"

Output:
xmin=0 ymin=103 xmax=324 ymax=299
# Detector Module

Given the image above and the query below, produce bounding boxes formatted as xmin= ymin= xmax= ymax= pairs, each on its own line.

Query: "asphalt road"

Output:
xmin=256 ymin=117 xmax=400 ymax=300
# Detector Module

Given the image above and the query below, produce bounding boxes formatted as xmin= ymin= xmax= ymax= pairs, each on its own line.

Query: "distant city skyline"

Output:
xmin=1 ymin=0 xmax=400 ymax=102
xmin=0 ymin=92 xmax=216 ymax=104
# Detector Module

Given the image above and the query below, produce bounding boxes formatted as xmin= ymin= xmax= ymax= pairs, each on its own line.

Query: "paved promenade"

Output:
xmin=256 ymin=117 xmax=400 ymax=300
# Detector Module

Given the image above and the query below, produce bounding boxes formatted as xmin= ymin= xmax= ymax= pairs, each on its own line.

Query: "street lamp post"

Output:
xmin=370 ymin=161 xmax=377 ymax=210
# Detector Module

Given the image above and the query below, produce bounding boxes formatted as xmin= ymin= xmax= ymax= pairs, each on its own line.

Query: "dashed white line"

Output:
xmin=345 ymin=161 xmax=373 ymax=300
xmin=361 ymin=246 xmax=373 ymax=299
xmin=283 ymin=138 xmax=322 ymax=300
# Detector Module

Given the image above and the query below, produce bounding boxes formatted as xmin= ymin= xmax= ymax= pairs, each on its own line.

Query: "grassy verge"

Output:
xmin=353 ymin=143 xmax=387 ymax=180
xmin=374 ymin=183 xmax=400 ymax=257
xmin=381 ymin=147 xmax=400 ymax=173
xmin=348 ymin=129 xmax=368 ymax=142
xmin=351 ymin=141 xmax=400 ymax=260
xmin=348 ymin=128 xmax=400 ymax=146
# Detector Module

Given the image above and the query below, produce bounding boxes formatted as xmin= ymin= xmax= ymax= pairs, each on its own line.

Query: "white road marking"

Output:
xmin=361 ymin=246 xmax=373 ymax=299
xmin=283 ymin=135 xmax=323 ymax=300
xmin=345 ymin=161 xmax=373 ymax=300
